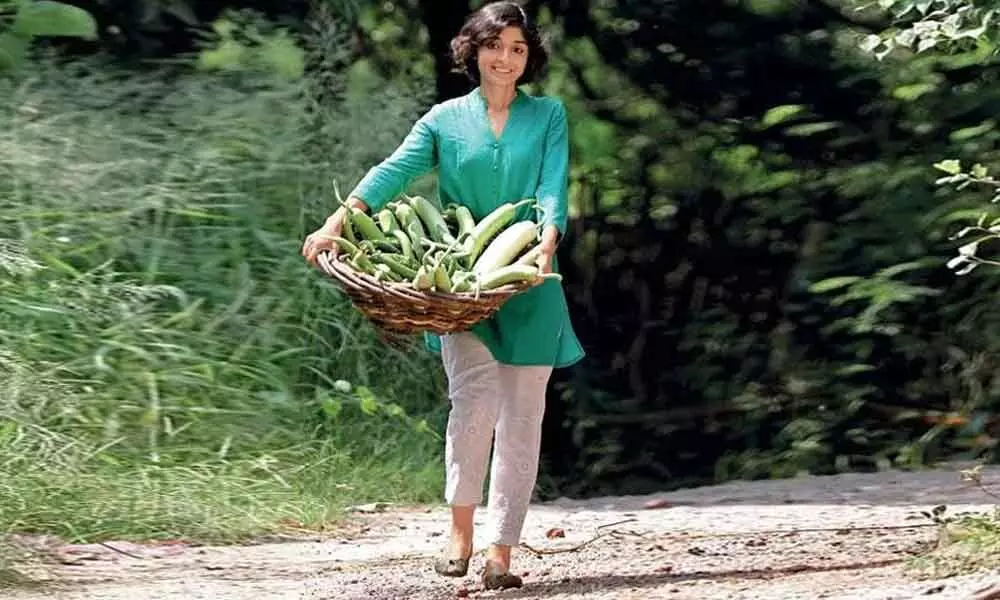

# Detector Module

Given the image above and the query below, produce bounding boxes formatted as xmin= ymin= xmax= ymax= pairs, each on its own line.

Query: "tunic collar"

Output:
xmin=469 ymin=86 xmax=525 ymax=111
xmin=469 ymin=86 xmax=524 ymax=142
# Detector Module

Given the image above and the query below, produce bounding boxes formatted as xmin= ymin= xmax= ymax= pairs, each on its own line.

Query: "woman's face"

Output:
xmin=477 ymin=26 xmax=528 ymax=88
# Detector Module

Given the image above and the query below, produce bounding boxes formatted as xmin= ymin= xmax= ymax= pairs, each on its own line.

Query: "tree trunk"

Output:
xmin=418 ymin=0 xmax=474 ymax=101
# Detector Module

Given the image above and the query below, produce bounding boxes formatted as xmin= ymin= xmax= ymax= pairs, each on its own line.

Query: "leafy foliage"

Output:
xmin=0 ymin=0 xmax=96 ymax=70
xmin=0 ymin=6 xmax=443 ymax=543
xmin=853 ymin=0 xmax=1000 ymax=274
xmin=858 ymin=0 xmax=999 ymax=58
xmin=196 ymin=10 xmax=306 ymax=79
xmin=933 ymin=160 xmax=1000 ymax=274
xmin=520 ymin=0 xmax=1000 ymax=496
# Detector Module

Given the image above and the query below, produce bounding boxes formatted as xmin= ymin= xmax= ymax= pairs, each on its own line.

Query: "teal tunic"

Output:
xmin=348 ymin=86 xmax=585 ymax=369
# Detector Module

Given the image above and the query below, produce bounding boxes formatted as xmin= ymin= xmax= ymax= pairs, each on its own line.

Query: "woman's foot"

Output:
xmin=485 ymin=543 xmax=511 ymax=572
xmin=481 ymin=544 xmax=522 ymax=589
xmin=434 ymin=533 xmax=474 ymax=577
xmin=482 ymin=559 xmax=523 ymax=590
xmin=434 ymin=554 xmax=470 ymax=577
xmin=434 ymin=507 xmax=475 ymax=578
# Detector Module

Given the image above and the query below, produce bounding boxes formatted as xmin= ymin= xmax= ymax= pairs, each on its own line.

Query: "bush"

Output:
xmin=0 ymin=14 xmax=446 ymax=544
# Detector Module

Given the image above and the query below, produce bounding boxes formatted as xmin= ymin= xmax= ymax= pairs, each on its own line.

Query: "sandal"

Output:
xmin=481 ymin=560 xmax=523 ymax=590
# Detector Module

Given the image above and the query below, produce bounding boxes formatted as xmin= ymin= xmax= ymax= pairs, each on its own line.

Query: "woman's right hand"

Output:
xmin=301 ymin=210 xmax=346 ymax=267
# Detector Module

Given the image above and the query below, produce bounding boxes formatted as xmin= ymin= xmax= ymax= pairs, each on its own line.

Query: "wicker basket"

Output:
xmin=315 ymin=251 xmax=537 ymax=336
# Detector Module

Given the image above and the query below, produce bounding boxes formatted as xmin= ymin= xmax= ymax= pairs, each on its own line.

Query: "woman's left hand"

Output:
xmin=535 ymin=225 xmax=560 ymax=276
xmin=536 ymin=241 xmax=556 ymax=275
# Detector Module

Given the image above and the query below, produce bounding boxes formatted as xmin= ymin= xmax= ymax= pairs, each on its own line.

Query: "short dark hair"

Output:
xmin=449 ymin=1 xmax=549 ymax=84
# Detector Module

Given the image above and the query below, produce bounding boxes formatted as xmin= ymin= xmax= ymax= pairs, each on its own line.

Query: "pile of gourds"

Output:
xmin=327 ymin=194 xmax=560 ymax=294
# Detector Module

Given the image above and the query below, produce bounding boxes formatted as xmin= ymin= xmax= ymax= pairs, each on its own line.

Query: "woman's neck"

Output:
xmin=480 ymin=82 xmax=517 ymax=112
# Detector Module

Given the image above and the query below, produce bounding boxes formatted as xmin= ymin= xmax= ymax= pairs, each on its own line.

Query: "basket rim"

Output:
xmin=315 ymin=251 xmax=538 ymax=301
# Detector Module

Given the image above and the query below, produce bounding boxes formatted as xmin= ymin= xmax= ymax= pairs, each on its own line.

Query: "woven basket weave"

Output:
xmin=315 ymin=251 xmax=536 ymax=336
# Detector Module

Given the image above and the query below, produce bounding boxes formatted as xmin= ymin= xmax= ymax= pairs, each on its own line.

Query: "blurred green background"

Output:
xmin=1 ymin=0 xmax=999 ymax=547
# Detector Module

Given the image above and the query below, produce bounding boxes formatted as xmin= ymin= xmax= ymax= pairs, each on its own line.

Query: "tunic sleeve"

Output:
xmin=534 ymin=100 xmax=570 ymax=236
xmin=349 ymin=106 xmax=439 ymax=212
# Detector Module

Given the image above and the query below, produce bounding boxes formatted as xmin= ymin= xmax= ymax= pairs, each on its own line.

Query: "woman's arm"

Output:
xmin=534 ymin=100 xmax=571 ymax=273
xmin=348 ymin=106 xmax=440 ymax=214
xmin=302 ymin=106 xmax=438 ymax=265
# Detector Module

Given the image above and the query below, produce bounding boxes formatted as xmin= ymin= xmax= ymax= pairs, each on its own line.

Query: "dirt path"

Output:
xmin=8 ymin=464 xmax=1000 ymax=600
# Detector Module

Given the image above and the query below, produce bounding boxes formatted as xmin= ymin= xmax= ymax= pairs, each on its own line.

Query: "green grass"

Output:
xmin=0 ymin=394 xmax=445 ymax=543
xmin=907 ymin=508 xmax=1000 ymax=579
xmin=906 ymin=466 xmax=1000 ymax=578
xmin=917 ymin=509 xmax=1000 ymax=578
xmin=0 ymin=32 xmax=445 ymax=561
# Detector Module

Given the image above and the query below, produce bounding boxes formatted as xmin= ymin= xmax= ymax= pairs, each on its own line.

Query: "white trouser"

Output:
xmin=440 ymin=332 xmax=553 ymax=546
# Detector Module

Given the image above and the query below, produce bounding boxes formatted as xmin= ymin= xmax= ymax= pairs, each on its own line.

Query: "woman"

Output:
xmin=301 ymin=1 xmax=584 ymax=590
